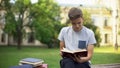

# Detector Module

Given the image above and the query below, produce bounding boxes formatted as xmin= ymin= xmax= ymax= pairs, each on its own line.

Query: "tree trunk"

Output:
xmin=17 ymin=27 xmax=22 ymax=50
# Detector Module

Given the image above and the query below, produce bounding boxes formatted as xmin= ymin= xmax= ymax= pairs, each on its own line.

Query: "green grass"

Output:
xmin=92 ymin=46 xmax=120 ymax=65
xmin=0 ymin=46 xmax=120 ymax=68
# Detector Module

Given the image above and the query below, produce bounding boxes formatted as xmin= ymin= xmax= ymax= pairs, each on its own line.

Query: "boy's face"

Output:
xmin=71 ymin=17 xmax=83 ymax=32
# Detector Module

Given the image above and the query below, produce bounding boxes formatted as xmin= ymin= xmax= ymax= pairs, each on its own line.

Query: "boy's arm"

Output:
xmin=59 ymin=41 xmax=65 ymax=56
xmin=60 ymin=41 xmax=65 ymax=50
xmin=74 ymin=44 xmax=94 ymax=63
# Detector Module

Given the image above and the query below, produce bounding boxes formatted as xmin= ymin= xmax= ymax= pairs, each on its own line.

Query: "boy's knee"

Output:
xmin=60 ymin=58 xmax=73 ymax=64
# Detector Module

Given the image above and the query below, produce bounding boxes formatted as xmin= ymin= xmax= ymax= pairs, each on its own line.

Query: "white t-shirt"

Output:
xmin=58 ymin=26 xmax=96 ymax=51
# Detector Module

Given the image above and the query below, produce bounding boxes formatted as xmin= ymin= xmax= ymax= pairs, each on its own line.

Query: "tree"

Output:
xmin=3 ymin=0 xmax=36 ymax=49
xmin=31 ymin=0 xmax=61 ymax=48
xmin=3 ymin=0 xmax=61 ymax=48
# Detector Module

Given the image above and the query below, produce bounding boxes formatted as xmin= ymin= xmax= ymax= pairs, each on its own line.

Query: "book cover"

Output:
xmin=61 ymin=48 xmax=87 ymax=58
xmin=19 ymin=58 xmax=44 ymax=67
xmin=10 ymin=64 xmax=33 ymax=68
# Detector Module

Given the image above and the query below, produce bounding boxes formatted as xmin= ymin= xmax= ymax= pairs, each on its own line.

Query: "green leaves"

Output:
xmin=23 ymin=0 xmax=30 ymax=5
xmin=30 ymin=0 xmax=61 ymax=48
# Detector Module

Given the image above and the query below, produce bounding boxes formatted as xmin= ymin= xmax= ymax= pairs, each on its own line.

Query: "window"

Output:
xmin=1 ymin=33 xmax=5 ymax=43
xmin=105 ymin=34 xmax=108 ymax=43
xmin=104 ymin=18 xmax=108 ymax=26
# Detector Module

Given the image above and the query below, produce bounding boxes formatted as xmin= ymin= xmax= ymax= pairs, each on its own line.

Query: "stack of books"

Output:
xmin=19 ymin=58 xmax=44 ymax=67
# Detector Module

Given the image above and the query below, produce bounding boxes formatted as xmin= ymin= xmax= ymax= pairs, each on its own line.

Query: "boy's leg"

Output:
xmin=75 ymin=62 xmax=91 ymax=68
xmin=60 ymin=58 xmax=75 ymax=68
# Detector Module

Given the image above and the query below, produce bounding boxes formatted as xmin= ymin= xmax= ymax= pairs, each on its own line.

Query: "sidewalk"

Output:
xmin=91 ymin=63 xmax=120 ymax=68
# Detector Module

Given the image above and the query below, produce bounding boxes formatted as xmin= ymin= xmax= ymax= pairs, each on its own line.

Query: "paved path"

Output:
xmin=91 ymin=63 xmax=120 ymax=68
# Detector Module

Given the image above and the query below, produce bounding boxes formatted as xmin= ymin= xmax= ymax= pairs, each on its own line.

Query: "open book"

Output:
xmin=61 ymin=48 xmax=87 ymax=58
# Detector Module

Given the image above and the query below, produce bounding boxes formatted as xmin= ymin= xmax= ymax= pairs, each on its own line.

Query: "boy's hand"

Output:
xmin=73 ymin=55 xmax=81 ymax=62
xmin=60 ymin=51 xmax=63 ymax=56
xmin=74 ymin=55 xmax=88 ymax=63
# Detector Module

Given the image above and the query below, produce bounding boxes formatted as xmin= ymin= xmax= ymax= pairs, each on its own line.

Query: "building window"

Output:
xmin=27 ymin=32 xmax=34 ymax=43
xmin=92 ymin=18 xmax=95 ymax=25
xmin=105 ymin=34 xmax=108 ymax=43
xmin=104 ymin=18 xmax=108 ymax=26
xmin=1 ymin=33 xmax=5 ymax=43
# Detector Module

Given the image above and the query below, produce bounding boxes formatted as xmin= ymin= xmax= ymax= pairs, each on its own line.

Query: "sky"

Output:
xmin=55 ymin=0 xmax=96 ymax=6
xmin=10 ymin=0 xmax=95 ymax=6
xmin=10 ymin=0 xmax=38 ymax=4
xmin=31 ymin=0 xmax=38 ymax=4
xmin=55 ymin=0 xmax=115 ymax=9
xmin=10 ymin=0 xmax=116 ymax=9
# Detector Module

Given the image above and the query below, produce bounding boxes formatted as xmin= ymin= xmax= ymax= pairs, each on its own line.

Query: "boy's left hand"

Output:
xmin=74 ymin=55 xmax=87 ymax=63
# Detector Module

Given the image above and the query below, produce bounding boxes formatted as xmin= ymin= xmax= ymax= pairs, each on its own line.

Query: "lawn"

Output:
xmin=0 ymin=46 xmax=120 ymax=68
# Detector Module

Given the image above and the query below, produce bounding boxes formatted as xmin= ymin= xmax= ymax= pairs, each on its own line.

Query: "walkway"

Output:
xmin=91 ymin=63 xmax=120 ymax=68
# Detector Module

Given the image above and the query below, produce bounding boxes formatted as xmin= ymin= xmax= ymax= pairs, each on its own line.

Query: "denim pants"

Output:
xmin=60 ymin=58 xmax=91 ymax=68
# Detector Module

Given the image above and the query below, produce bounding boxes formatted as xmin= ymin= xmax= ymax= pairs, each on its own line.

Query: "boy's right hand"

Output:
xmin=60 ymin=51 xmax=63 ymax=57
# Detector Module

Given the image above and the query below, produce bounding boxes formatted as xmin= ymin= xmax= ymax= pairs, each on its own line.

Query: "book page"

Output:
xmin=61 ymin=48 xmax=74 ymax=53
xmin=61 ymin=48 xmax=87 ymax=53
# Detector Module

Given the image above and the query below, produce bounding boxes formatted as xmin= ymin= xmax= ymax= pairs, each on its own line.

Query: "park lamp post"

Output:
xmin=115 ymin=9 xmax=118 ymax=51
xmin=112 ymin=9 xmax=118 ymax=51
xmin=111 ymin=0 xmax=118 ymax=51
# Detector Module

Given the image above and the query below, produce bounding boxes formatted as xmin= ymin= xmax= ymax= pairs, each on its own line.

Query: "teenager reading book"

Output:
xmin=58 ymin=7 xmax=96 ymax=68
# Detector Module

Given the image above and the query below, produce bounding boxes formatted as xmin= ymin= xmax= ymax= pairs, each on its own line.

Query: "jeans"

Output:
xmin=60 ymin=58 xmax=91 ymax=68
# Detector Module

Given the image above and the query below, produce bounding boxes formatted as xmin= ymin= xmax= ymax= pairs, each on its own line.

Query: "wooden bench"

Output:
xmin=35 ymin=64 xmax=48 ymax=68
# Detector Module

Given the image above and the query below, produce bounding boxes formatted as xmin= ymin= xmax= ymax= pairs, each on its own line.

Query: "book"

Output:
xmin=19 ymin=58 xmax=44 ymax=67
xmin=61 ymin=48 xmax=87 ymax=58
xmin=10 ymin=64 xmax=33 ymax=68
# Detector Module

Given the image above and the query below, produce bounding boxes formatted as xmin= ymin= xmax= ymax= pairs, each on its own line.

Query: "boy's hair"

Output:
xmin=68 ymin=7 xmax=83 ymax=20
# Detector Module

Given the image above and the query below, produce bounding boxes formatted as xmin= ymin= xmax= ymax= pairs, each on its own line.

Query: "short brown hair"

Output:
xmin=68 ymin=7 xmax=83 ymax=20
